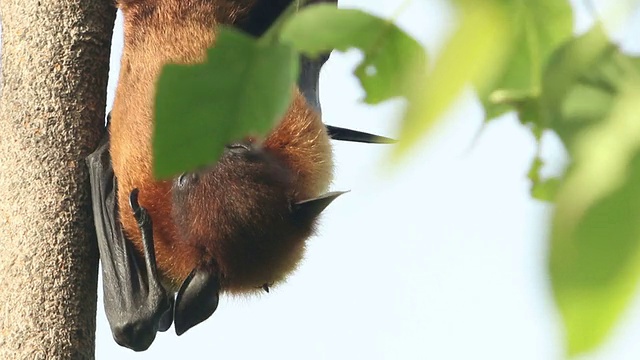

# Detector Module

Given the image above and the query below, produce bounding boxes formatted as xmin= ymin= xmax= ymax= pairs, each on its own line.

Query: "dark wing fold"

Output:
xmin=86 ymin=128 xmax=172 ymax=351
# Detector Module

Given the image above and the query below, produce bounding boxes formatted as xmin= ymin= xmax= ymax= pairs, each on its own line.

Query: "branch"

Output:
xmin=0 ymin=1 xmax=116 ymax=358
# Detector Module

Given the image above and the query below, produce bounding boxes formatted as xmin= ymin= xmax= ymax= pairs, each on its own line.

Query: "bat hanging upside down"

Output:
xmin=87 ymin=0 xmax=394 ymax=352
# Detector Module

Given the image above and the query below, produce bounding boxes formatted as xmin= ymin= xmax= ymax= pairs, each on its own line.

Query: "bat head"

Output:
xmin=170 ymin=140 xmax=314 ymax=292
xmin=167 ymin=139 xmax=342 ymax=335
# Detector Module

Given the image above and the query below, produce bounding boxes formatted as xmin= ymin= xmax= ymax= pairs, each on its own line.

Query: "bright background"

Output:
xmin=3 ymin=0 xmax=640 ymax=359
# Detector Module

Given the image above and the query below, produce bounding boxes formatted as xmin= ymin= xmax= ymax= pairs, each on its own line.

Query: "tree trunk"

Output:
xmin=0 ymin=1 xmax=115 ymax=358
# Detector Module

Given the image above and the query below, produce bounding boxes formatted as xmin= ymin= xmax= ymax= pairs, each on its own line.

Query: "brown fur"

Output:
xmin=110 ymin=0 xmax=333 ymax=293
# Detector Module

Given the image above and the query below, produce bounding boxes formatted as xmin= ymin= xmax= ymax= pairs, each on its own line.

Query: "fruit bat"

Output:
xmin=86 ymin=0 xmax=394 ymax=352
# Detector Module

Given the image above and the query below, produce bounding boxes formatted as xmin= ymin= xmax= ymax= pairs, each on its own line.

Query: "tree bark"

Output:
xmin=0 ymin=1 xmax=115 ymax=359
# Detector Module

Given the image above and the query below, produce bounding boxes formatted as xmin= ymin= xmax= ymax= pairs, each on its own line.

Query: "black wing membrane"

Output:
xmin=86 ymin=128 xmax=172 ymax=352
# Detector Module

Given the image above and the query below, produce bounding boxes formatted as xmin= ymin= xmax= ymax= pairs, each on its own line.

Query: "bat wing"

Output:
xmin=325 ymin=125 xmax=396 ymax=144
xmin=86 ymin=125 xmax=173 ymax=351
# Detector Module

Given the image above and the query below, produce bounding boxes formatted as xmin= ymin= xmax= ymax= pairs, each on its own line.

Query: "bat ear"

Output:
xmin=174 ymin=267 xmax=220 ymax=336
xmin=293 ymin=191 xmax=348 ymax=220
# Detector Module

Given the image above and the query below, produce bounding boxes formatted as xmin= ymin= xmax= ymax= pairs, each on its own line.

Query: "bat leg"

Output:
xmin=87 ymin=129 xmax=172 ymax=351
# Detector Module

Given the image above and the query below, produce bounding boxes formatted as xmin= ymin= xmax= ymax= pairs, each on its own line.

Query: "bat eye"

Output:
xmin=225 ymin=143 xmax=251 ymax=154
xmin=177 ymin=173 xmax=198 ymax=188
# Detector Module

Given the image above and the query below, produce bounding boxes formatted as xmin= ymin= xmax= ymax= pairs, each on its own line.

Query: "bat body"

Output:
xmin=111 ymin=0 xmax=333 ymax=294
xmin=87 ymin=0 xmax=393 ymax=352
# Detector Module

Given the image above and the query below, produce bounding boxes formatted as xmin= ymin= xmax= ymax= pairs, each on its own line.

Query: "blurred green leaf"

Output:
xmin=393 ymin=1 xmax=511 ymax=158
xmin=542 ymin=26 xmax=615 ymax=146
xmin=553 ymin=142 xmax=640 ymax=356
xmin=281 ymin=4 xmax=427 ymax=104
xmin=531 ymin=177 xmax=560 ymax=201
xmin=547 ymin=26 xmax=640 ymax=356
xmin=153 ymin=28 xmax=297 ymax=179
xmin=479 ymin=0 xmax=573 ymax=125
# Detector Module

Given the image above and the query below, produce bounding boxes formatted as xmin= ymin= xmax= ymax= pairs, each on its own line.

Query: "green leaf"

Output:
xmin=393 ymin=1 xmax=511 ymax=158
xmin=542 ymin=26 xmax=615 ymax=147
xmin=479 ymin=0 xmax=573 ymax=124
xmin=527 ymin=156 xmax=559 ymax=201
xmin=547 ymin=26 xmax=640 ymax=355
xmin=553 ymin=144 xmax=640 ymax=356
xmin=531 ymin=177 xmax=560 ymax=201
xmin=153 ymin=28 xmax=298 ymax=179
xmin=281 ymin=4 xmax=426 ymax=104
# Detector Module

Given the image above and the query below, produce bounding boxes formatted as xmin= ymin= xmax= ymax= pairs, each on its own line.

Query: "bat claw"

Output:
xmin=129 ymin=188 xmax=151 ymax=227
xmin=129 ymin=188 xmax=141 ymax=215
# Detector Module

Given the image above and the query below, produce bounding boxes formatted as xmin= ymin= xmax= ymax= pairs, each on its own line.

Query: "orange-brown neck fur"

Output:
xmin=110 ymin=0 xmax=333 ymax=293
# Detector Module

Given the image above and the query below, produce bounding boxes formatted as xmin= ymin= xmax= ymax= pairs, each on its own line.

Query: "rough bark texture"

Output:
xmin=0 ymin=1 xmax=116 ymax=359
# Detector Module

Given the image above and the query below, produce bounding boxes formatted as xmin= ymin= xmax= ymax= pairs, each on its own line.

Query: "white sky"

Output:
xmin=3 ymin=0 xmax=640 ymax=359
